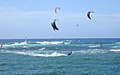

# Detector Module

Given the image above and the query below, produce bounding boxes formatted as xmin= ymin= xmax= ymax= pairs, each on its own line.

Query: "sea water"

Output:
xmin=0 ymin=38 xmax=120 ymax=75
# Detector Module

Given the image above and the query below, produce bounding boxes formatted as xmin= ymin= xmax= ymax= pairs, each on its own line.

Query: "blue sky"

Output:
xmin=0 ymin=0 xmax=120 ymax=39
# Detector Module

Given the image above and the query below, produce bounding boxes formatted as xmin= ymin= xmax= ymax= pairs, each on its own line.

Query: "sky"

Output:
xmin=0 ymin=0 xmax=120 ymax=39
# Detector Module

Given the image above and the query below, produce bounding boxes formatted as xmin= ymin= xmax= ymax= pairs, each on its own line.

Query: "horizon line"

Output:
xmin=0 ymin=37 xmax=120 ymax=40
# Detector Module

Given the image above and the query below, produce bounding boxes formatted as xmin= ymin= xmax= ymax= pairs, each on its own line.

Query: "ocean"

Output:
xmin=0 ymin=38 xmax=120 ymax=75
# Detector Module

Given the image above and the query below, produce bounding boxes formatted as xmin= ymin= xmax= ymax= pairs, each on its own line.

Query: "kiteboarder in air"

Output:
xmin=51 ymin=19 xmax=59 ymax=31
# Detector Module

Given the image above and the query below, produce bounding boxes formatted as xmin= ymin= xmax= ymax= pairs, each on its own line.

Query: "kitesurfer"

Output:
xmin=68 ymin=51 xmax=72 ymax=56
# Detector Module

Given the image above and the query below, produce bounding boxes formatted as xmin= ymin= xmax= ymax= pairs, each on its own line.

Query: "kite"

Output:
xmin=51 ymin=19 xmax=59 ymax=31
xmin=87 ymin=11 xmax=94 ymax=20
xmin=55 ymin=7 xmax=60 ymax=14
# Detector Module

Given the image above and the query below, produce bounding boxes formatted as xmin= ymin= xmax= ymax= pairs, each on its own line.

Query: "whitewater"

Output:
xmin=0 ymin=38 xmax=120 ymax=75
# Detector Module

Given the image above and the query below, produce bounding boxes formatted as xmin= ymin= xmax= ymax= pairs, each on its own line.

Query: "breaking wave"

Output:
xmin=110 ymin=49 xmax=120 ymax=52
xmin=88 ymin=45 xmax=101 ymax=48
xmin=1 ymin=42 xmax=28 ymax=48
xmin=0 ymin=50 xmax=67 ymax=57
xmin=0 ymin=41 xmax=71 ymax=49
xmin=115 ymin=42 xmax=120 ymax=44
xmin=36 ymin=41 xmax=64 ymax=45
xmin=73 ymin=49 xmax=109 ymax=54
xmin=112 ymin=46 xmax=120 ymax=48
xmin=36 ymin=41 xmax=71 ymax=45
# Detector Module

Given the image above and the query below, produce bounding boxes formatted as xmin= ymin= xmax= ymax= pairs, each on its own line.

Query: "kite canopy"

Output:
xmin=51 ymin=19 xmax=59 ymax=31
xmin=55 ymin=7 xmax=60 ymax=14
xmin=87 ymin=11 xmax=94 ymax=20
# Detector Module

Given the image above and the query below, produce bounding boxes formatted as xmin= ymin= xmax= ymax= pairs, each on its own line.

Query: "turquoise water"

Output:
xmin=0 ymin=38 xmax=120 ymax=75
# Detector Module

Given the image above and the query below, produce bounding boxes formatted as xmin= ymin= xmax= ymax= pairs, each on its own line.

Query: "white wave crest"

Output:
xmin=112 ymin=46 xmax=120 ymax=48
xmin=38 ymin=47 xmax=46 ymax=50
xmin=88 ymin=45 xmax=101 ymax=48
xmin=110 ymin=49 xmax=120 ymax=52
xmin=37 ymin=41 xmax=64 ymax=45
xmin=64 ymin=42 xmax=71 ymax=45
xmin=115 ymin=42 xmax=120 ymax=44
xmin=12 ymin=42 xmax=28 ymax=45
xmin=0 ymin=50 xmax=67 ymax=57
xmin=2 ymin=42 xmax=28 ymax=48
xmin=74 ymin=49 xmax=108 ymax=54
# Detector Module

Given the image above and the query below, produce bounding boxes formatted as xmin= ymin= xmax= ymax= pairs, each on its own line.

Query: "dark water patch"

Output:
xmin=0 ymin=62 xmax=8 ymax=66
